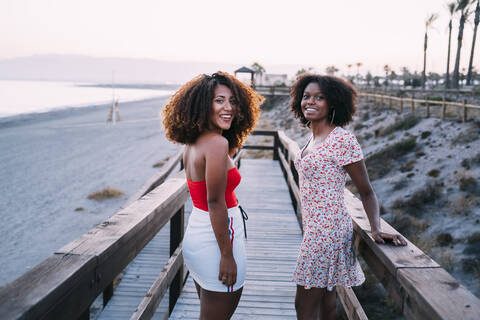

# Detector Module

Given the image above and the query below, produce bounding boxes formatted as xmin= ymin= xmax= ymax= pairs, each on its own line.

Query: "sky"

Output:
xmin=1 ymin=0 xmax=479 ymax=77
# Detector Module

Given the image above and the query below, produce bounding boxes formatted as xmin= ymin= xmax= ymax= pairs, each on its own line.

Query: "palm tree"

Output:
xmin=355 ymin=62 xmax=363 ymax=83
xmin=384 ymin=64 xmax=391 ymax=87
xmin=445 ymin=2 xmax=457 ymax=88
xmin=251 ymin=62 xmax=266 ymax=84
xmin=452 ymin=0 xmax=473 ymax=88
xmin=422 ymin=13 xmax=439 ymax=89
xmin=467 ymin=0 xmax=480 ymax=85
xmin=325 ymin=65 xmax=339 ymax=75
xmin=346 ymin=64 xmax=353 ymax=80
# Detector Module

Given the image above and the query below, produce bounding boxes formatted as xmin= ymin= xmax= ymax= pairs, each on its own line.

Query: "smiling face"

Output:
xmin=300 ymin=81 xmax=329 ymax=123
xmin=209 ymin=84 xmax=236 ymax=132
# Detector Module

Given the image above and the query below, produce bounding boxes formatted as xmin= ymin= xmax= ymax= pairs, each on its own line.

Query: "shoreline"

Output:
xmin=0 ymin=95 xmax=179 ymax=286
xmin=0 ymin=95 xmax=170 ymax=130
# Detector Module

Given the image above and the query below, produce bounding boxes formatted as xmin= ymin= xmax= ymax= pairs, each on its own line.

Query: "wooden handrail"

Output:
xmin=130 ymin=247 xmax=184 ymax=320
xmin=124 ymin=147 xmax=184 ymax=207
xmin=360 ymin=93 xmax=480 ymax=109
xmin=273 ymin=131 xmax=480 ymax=320
xmin=0 ymin=170 xmax=189 ymax=320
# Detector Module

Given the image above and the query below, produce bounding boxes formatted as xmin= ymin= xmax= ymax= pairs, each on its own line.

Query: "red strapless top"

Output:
xmin=187 ymin=167 xmax=241 ymax=211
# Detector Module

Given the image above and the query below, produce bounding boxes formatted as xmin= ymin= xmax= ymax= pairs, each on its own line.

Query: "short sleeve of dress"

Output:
xmin=336 ymin=132 xmax=364 ymax=167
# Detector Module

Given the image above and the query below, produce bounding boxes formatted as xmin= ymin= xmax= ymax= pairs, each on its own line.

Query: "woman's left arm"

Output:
xmin=344 ymin=160 xmax=407 ymax=246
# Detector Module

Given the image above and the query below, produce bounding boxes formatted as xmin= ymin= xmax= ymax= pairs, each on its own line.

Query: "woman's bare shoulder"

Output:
xmin=198 ymin=132 xmax=229 ymax=150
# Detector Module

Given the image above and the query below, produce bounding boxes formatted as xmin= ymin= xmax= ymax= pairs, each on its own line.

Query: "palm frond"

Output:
xmin=425 ymin=13 xmax=439 ymax=28
xmin=447 ymin=2 xmax=456 ymax=15
xmin=456 ymin=0 xmax=472 ymax=12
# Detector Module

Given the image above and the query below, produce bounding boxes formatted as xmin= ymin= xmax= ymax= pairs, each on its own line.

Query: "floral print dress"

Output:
xmin=293 ymin=126 xmax=365 ymax=290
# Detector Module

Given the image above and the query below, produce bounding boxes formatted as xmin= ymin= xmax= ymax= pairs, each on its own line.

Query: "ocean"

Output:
xmin=0 ymin=80 xmax=174 ymax=118
xmin=0 ymin=83 xmax=178 ymax=286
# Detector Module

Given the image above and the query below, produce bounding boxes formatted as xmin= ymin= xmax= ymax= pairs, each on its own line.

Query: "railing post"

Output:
xmin=103 ymin=283 xmax=114 ymax=307
xmin=400 ymin=97 xmax=403 ymax=113
xmin=463 ymin=99 xmax=467 ymax=122
xmin=169 ymin=206 xmax=185 ymax=314
xmin=411 ymin=94 xmax=415 ymax=113
xmin=426 ymin=97 xmax=430 ymax=117
xmin=273 ymin=132 xmax=280 ymax=160
xmin=442 ymin=96 xmax=446 ymax=120
xmin=388 ymin=95 xmax=392 ymax=109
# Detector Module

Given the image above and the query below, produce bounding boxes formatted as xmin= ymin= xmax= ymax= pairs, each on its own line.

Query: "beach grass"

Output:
xmin=88 ymin=187 xmax=124 ymax=201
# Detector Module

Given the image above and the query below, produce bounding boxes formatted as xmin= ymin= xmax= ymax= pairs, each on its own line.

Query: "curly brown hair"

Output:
xmin=290 ymin=73 xmax=357 ymax=127
xmin=162 ymin=71 xmax=263 ymax=151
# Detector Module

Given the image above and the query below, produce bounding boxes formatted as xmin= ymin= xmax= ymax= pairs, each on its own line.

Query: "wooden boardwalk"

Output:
xmin=170 ymin=159 xmax=302 ymax=319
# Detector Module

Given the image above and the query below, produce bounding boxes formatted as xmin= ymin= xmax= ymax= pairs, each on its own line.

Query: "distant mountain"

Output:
xmin=0 ymin=54 xmax=305 ymax=85
xmin=0 ymin=54 xmax=239 ymax=84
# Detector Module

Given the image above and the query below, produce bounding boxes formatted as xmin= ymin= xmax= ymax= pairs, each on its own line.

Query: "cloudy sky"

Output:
xmin=1 ymin=0 xmax=478 ymax=76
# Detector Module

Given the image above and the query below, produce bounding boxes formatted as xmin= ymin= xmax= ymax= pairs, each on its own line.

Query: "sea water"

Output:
xmin=0 ymin=79 xmax=173 ymax=118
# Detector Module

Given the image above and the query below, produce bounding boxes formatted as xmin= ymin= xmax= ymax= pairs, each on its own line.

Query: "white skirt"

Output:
xmin=183 ymin=205 xmax=246 ymax=292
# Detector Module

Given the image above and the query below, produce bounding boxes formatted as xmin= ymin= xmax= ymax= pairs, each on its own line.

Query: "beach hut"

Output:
xmin=234 ymin=66 xmax=256 ymax=88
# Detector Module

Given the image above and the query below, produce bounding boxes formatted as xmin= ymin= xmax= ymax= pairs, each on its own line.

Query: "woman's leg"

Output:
xmin=194 ymin=280 xmax=201 ymax=299
xmin=320 ymin=288 xmax=336 ymax=320
xmin=295 ymin=285 xmax=336 ymax=320
xmin=199 ymin=287 xmax=243 ymax=320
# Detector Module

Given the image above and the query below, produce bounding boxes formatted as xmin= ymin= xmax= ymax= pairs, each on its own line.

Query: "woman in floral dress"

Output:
xmin=289 ymin=74 xmax=406 ymax=320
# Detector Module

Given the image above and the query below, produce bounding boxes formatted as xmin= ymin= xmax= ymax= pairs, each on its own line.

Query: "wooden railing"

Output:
xmin=0 ymin=150 xmax=188 ymax=320
xmin=272 ymin=130 xmax=480 ymax=320
xmin=253 ymin=85 xmax=480 ymax=121
xmin=254 ymin=85 xmax=290 ymax=96
xmin=361 ymin=92 xmax=480 ymax=122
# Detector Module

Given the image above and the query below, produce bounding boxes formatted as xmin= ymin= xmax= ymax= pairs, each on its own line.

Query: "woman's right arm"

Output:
xmin=204 ymin=135 xmax=237 ymax=287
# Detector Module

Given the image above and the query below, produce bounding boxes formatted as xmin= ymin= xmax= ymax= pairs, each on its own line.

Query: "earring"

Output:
xmin=330 ymin=109 xmax=336 ymax=125
xmin=306 ymin=120 xmax=311 ymax=127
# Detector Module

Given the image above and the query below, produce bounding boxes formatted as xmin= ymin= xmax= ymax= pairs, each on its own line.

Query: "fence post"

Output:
xmin=389 ymin=95 xmax=392 ymax=109
xmin=400 ymin=97 xmax=404 ymax=113
xmin=169 ymin=206 xmax=185 ymax=314
xmin=103 ymin=283 xmax=114 ymax=307
xmin=463 ymin=99 xmax=467 ymax=122
xmin=411 ymin=95 xmax=415 ymax=113
xmin=426 ymin=97 xmax=430 ymax=117
xmin=273 ymin=132 xmax=280 ymax=160
xmin=442 ymin=97 xmax=446 ymax=120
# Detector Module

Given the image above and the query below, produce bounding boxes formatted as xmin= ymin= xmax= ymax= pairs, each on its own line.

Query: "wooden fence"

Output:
xmin=254 ymin=85 xmax=480 ymax=122
xmin=361 ymin=92 xmax=480 ymax=122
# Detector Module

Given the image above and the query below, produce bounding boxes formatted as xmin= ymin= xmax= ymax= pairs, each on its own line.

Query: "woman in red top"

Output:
xmin=162 ymin=72 xmax=263 ymax=319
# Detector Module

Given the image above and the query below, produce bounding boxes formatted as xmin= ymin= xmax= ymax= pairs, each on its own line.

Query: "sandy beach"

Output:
xmin=0 ymin=96 xmax=179 ymax=286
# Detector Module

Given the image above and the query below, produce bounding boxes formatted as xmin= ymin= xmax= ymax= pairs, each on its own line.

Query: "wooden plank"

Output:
xmin=345 ymin=188 xmax=439 ymax=272
xmin=130 ymin=247 xmax=183 ymax=320
xmin=0 ymin=254 xmax=96 ymax=320
xmin=124 ymin=147 xmax=184 ymax=207
xmin=397 ymin=268 xmax=480 ymax=320
xmin=337 ymin=286 xmax=368 ymax=320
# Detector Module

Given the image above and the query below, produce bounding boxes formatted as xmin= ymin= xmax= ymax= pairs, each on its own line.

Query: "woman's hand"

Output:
xmin=219 ymin=254 xmax=237 ymax=287
xmin=372 ymin=230 xmax=407 ymax=246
